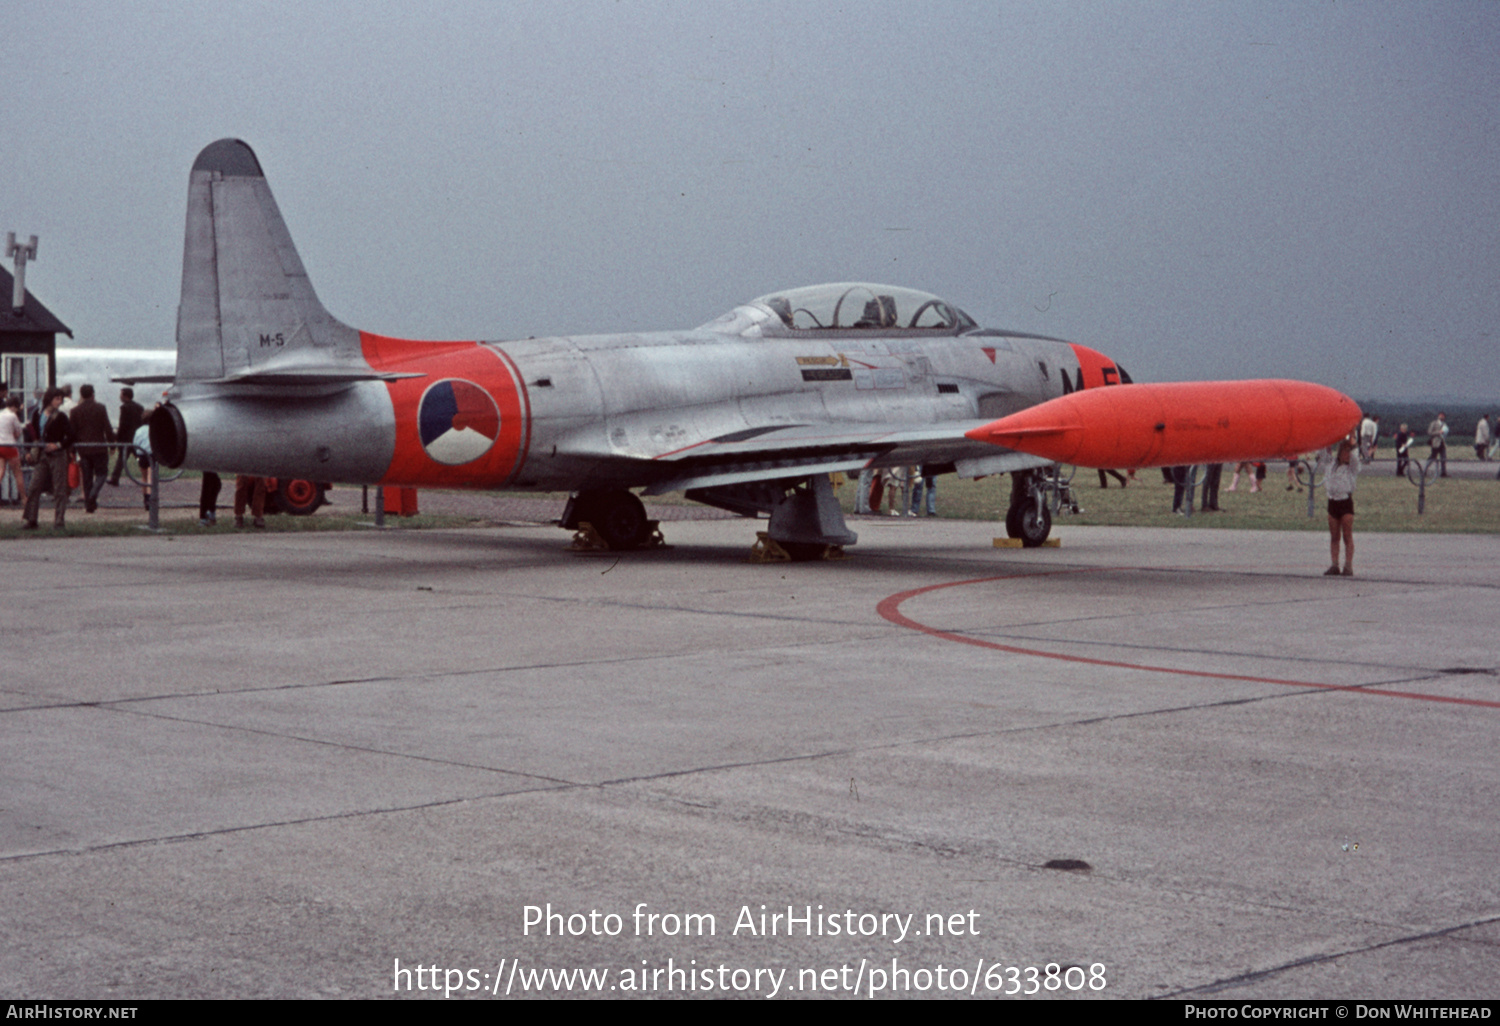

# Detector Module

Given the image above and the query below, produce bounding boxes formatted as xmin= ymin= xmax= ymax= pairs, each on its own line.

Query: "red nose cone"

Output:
xmin=966 ymin=380 xmax=1361 ymax=468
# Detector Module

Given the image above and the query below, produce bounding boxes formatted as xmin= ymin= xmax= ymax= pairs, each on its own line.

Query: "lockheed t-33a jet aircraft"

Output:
xmin=149 ymin=139 xmax=1359 ymax=558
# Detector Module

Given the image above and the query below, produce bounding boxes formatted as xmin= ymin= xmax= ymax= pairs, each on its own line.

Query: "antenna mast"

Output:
xmin=5 ymin=232 xmax=39 ymax=314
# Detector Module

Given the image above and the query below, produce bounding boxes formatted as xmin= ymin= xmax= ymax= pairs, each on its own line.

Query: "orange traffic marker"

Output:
xmin=966 ymin=380 xmax=1361 ymax=468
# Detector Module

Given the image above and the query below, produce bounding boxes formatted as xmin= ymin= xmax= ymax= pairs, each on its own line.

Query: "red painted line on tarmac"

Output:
xmin=876 ymin=571 xmax=1500 ymax=710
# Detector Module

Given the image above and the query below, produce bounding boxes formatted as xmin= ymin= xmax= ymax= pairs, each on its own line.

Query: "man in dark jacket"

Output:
xmin=70 ymin=384 xmax=115 ymax=512
xmin=1427 ymin=413 xmax=1449 ymax=478
xmin=109 ymin=387 xmax=145 ymax=486
xmin=22 ymin=387 xmax=75 ymax=529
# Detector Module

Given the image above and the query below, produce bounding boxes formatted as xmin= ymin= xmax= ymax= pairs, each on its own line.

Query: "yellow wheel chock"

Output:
xmin=569 ymin=522 xmax=610 ymax=551
xmin=749 ymin=532 xmax=847 ymax=562
xmin=569 ymin=520 xmax=666 ymax=553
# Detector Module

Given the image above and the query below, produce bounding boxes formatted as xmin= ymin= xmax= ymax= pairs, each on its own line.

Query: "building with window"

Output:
xmin=1 ymin=264 xmax=72 ymax=418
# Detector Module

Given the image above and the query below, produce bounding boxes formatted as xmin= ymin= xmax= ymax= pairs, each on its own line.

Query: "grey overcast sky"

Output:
xmin=4 ymin=1 xmax=1497 ymax=399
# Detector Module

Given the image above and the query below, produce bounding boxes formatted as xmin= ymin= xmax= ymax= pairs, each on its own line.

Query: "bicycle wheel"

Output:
xmin=123 ymin=453 xmax=184 ymax=487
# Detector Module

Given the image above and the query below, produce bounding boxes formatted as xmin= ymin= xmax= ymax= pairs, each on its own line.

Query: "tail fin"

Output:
xmin=175 ymin=139 xmax=366 ymax=384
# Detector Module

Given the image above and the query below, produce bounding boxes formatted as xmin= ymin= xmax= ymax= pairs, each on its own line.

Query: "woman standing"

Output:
xmin=1320 ymin=439 xmax=1359 ymax=576
xmin=0 ymin=396 xmax=26 ymax=507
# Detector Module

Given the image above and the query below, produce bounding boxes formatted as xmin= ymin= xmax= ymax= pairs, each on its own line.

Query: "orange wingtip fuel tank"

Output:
xmin=966 ymin=380 xmax=1361 ymax=468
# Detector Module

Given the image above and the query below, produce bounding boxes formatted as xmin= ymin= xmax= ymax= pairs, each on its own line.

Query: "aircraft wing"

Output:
xmin=638 ymin=420 xmax=1053 ymax=495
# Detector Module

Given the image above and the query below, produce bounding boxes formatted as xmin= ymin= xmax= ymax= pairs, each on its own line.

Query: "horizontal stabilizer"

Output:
xmin=204 ymin=367 xmax=425 ymax=386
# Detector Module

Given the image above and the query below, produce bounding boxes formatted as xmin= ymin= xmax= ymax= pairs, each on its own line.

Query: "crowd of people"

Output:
xmin=838 ymin=406 xmax=1493 ymax=578
xmin=0 ymin=380 xmax=274 ymax=531
xmin=0 ymin=382 xmax=157 ymax=529
xmin=1147 ymin=408 xmax=1500 ymax=575
xmin=4 ymin=380 xmax=1491 ymax=576
xmin=850 ymin=465 xmax=940 ymax=518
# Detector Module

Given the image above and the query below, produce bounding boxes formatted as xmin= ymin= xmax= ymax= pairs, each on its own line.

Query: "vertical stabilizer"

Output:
xmin=175 ymin=138 xmax=362 ymax=383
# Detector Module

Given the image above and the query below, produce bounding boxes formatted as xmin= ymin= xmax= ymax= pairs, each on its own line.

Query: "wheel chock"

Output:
xmin=569 ymin=521 xmax=610 ymax=552
xmin=639 ymin=520 xmax=666 ymax=549
xmin=749 ymin=532 xmax=848 ymax=562
xmin=569 ymin=520 xmax=669 ymax=553
xmin=993 ymin=537 xmax=1062 ymax=548
xmin=749 ymin=532 xmax=792 ymax=562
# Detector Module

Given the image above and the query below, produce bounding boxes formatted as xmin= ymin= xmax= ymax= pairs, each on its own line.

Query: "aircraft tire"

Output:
xmin=1016 ymin=502 xmax=1052 ymax=547
xmin=579 ymin=489 xmax=647 ymax=550
xmin=780 ymin=542 xmax=829 ymax=562
xmin=273 ymin=479 xmax=327 ymax=516
xmin=1004 ymin=505 xmax=1023 ymax=539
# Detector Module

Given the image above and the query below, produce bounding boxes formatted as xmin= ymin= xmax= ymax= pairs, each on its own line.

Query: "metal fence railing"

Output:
xmin=3 ymin=441 xmax=164 ymax=530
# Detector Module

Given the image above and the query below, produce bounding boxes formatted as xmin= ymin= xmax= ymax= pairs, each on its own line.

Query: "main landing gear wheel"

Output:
xmin=574 ymin=489 xmax=648 ymax=550
xmin=1007 ymin=501 xmax=1052 ymax=547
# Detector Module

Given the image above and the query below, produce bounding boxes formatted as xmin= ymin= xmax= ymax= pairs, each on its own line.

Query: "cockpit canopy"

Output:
xmin=755 ymin=283 xmax=976 ymax=331
xmin=702 ymin=282 xmax=978 ymax=337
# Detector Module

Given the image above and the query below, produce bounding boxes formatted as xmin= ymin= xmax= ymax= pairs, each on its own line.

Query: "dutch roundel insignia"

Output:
xmin=418 ymin=379 xmax=501 ymax=465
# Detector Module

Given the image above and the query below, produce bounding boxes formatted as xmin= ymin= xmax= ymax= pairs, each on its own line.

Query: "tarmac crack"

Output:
xmin=0 ymin=786 xmax=569 ymax=865
xmin=955 ymin=628 xmax=1488 ymax=683
xmin=594 ymin=684 xmax=1338 ymax=790
xmin=98 ymin=703 xmax=583 ymax=788
xmin=1159 ymin=912 xmax=1500 ymax=997
xmin=508 ymin=590 xmax=877 ymax=629
xmin=0 ymin=627 xmax=904 ymax=713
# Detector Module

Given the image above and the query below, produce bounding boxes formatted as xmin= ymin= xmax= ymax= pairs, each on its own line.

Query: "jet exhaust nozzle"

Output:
xmin=149 ymin=404 xmax=188 ymax=469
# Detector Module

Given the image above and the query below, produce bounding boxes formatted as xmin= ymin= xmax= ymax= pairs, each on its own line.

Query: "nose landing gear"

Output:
xmin=1005 ymin=468 xmax=1055 ymax=547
